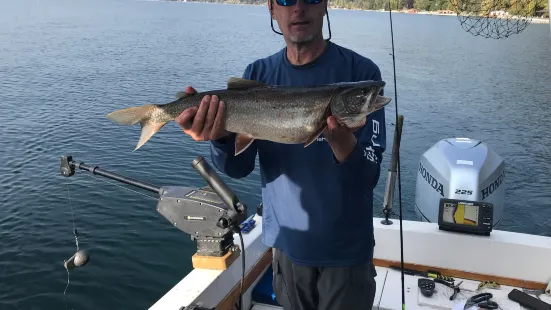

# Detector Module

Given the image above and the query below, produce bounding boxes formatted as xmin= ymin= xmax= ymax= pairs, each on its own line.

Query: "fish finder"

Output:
xmin=438 ymin=198 xmax=493 ymax=236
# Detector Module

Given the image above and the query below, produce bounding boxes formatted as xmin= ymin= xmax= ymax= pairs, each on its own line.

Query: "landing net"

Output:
xmin=448 ymin=0 xmax=544 ymax=38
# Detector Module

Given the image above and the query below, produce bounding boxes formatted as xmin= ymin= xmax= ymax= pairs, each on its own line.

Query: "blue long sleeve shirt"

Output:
xmin=210 ymin=40 xmax=386 ymax=267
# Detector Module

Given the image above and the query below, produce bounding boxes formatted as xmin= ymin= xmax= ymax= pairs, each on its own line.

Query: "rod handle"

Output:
xmin=191 ymin=156 xmax=244 ymax=214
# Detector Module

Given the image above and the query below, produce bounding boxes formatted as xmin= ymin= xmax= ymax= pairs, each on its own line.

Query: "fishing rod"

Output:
xmin=60 ymin=155 xmax=250 ymax=310
xmin=383 ymin=0 xmax=407 ymax=308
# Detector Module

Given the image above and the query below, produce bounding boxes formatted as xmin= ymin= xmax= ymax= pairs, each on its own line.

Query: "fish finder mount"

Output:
xmin=60 ymin=155 xmax=248 ymax=259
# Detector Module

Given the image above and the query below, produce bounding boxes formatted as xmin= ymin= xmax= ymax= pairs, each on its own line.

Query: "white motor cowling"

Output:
xmin=414 ymin=137 xmax=505 ymax=228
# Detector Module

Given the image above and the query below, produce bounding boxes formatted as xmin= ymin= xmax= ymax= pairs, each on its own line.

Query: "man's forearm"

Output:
xmin=210 ymin=134 xmax=257 ymax=179
xmin=327 ymin=132 xmax=357 ymax=163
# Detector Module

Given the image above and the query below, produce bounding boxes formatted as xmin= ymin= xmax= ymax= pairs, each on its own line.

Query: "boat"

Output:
xmin=144 ymin=138 xmax=551 ymax=310
xmin=61 ymin=133 xmax=551 ymax=310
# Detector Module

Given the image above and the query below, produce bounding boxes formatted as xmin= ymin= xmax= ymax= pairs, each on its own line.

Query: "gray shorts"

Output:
xmin=272 ymin=248 xmax=377 ymax=310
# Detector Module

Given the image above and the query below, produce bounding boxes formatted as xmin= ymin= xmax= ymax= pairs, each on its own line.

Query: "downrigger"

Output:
xmin=59 ymin=154 xmax=250 ymax=270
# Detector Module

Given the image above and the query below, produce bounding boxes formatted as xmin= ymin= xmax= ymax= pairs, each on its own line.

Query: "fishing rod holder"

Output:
xmin=60 ymin=155 xmax=248 ymax=258
xmin=381 ymin=114 xmax=404 ymax=225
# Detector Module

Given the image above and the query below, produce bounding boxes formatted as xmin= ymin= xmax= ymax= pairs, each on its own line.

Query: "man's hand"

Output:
xmin=175 ymin=86 xmax=231 ymax=141
xmin=323 ymin=116 xmax=359 ymax=163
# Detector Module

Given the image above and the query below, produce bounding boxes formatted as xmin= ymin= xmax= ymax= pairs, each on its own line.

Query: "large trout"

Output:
xmin=106 ymin=77 xmax=391 ymax=156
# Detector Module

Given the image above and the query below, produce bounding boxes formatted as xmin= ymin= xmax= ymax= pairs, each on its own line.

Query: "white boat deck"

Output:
xmin=251 ymin=266 xmax=551 ymax=310
xmin=151 ymin=214 xmax=551 ymax=310
xmin=378 ymin=268 xmax=551 ymax=310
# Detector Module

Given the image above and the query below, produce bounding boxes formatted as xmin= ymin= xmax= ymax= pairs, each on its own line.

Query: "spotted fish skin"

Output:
xmin=106 ymin=77 xmax=391 ymax=155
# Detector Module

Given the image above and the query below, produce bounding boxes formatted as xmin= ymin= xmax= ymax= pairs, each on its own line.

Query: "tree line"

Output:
xmin=332 ymin=0 xmax=547 ymax=15
xmin=168 ymin=0 xmax=548 ymax=17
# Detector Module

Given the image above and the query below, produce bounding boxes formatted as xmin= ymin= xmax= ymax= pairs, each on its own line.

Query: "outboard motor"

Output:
xmin=414 ymin=138 xmax=505 ymax=228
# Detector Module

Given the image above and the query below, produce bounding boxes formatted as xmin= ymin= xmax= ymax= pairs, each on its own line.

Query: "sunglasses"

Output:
xmin=275 ymin=0 xmax=323 ymax=6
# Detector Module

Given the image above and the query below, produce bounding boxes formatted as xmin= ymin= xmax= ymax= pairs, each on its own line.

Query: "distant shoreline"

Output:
xmin=165 ymin=0 xmax=549 ymax=23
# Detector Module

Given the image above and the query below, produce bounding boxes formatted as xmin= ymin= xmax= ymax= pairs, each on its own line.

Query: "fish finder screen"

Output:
xmin=442 ymin=202 xmax=479 ymax=226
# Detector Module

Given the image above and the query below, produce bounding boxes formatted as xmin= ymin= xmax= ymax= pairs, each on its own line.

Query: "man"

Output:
xmin=175 ymin=0 xmax=386 ymax=308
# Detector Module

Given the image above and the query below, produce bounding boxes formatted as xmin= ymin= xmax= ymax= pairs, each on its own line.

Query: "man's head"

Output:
xmin=268 ymin=0 xmax=328 ymax=44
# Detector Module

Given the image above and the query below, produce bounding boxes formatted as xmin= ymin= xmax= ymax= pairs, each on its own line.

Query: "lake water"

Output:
xmin=0 ymin=0 xmax=550 ymax=309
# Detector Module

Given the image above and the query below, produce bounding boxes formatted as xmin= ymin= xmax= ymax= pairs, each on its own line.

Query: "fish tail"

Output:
xmin=106 ymin=104 xmax=168 ymax=151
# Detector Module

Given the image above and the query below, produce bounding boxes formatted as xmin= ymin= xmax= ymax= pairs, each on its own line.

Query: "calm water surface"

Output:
xmin=0 ymin=0 xmax=550 ymax=309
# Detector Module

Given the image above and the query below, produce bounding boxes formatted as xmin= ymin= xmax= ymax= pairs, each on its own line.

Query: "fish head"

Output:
xmin=330 ymin=81 xmax=391 ymax=129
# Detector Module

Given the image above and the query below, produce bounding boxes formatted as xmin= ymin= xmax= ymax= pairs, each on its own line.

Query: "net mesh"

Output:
xmin=448 ymin=0 xmax=540 ymax=39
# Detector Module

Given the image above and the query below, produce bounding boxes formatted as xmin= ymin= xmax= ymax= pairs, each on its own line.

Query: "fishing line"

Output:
xmin=63 ymin=266 xmax=70 ymax=310
xmin=63 ymin=181 xmax=87 ymax=310
xmin=387 ymin=0 xmax=406 ymax=309
xmin=63 ymin=182 xmax=73 ymax=310
xmin=66 ymin=183 xmax=79 ymax=252
xmin=237 ymin=231 xmax=245 ymax=310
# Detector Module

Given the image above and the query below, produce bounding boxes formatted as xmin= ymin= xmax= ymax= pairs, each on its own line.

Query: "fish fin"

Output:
xmin=106 ymin=104 xmax=167 ymax=150
xmin=234 ymin=133 xmax=255 ymax=156
xmin=227 ymin=77 xmax=267 ymax=90
xmin=106 ymin=104 xmax=156 ymax=126
xmin=135 ymin=121 xmax=167 ymax=151
xmin=304 ymin=125 xmax=327 ymax=148
xmin=304 ymin=103 xmax=331 ymax=147
xmin=368 ymin=95 xmax=392 ymax=114
xmin=175 ymin=91 xmax=192 ymax=99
